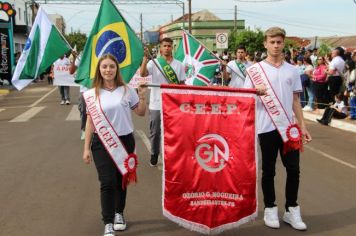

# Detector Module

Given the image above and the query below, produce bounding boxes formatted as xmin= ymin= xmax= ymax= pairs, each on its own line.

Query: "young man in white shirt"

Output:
xmin=222 ymin=45 xmax=252 ymax=88
xmin=242 ymin=27 xmax=312 ymax=231
xmin=140 ymin=38 xmax=186 ymax=166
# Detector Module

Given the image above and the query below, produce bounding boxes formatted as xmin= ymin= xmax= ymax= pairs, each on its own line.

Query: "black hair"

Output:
xmin=237 ymin=45 xmax=246 ymax=51
xmin=303 ymin=57 xmax=312 ymax=65
xmin=160 ymin=37 xmax=173 ymax=44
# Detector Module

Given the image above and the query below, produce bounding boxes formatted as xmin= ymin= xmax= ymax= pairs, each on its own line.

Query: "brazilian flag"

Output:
xmin=76 ymin=0 xmax=144 ymax=88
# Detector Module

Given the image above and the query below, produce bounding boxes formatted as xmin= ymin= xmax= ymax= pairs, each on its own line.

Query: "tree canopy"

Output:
xmin=65 ymin=31 xmax=87 ymax=53
xmin=228 ymin=29 xmax=265 ymax=55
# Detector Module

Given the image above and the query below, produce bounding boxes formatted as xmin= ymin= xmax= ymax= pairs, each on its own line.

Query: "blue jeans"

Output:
xmin=59 ymin=86 xmax=70 ymax=101
xmin=305 ymin=82 xmax=314 ymax=108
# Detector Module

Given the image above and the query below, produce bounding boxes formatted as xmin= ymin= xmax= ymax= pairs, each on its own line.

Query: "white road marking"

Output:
xmin=136 ymin=129 xmax=151 ymax=152
xmin=305 ymin=145 xmax=356 ymax=170
xmin=9 ymin=106 xmax=46 ymax=123
xmin=29 ymin=87 xmax=57 ymax=107
xmin=66 ymin=105 xmax=80 ymax=121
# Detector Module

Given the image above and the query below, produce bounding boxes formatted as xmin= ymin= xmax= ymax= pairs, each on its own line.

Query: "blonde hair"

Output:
xmin=264 ymin=27 xmax=286 ymax=41
xmin=92 ymin=54 xmax=126 ymax=98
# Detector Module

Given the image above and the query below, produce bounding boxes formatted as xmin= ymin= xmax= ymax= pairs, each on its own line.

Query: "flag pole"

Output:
xmin=111 ymin=2 xmax=171 ymax=84
xmin=136 ymin=32 xmax=171 ymax=84
xmin=181 ymin=28 xmax=245 ymax=82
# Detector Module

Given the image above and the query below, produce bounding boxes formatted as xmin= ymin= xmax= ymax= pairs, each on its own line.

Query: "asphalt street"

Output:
xmin=0 ymin=81 xmax=355 ymax=236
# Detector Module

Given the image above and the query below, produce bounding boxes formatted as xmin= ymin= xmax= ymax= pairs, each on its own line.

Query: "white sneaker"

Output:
xmin=103 ymin=223 xmax=115 ymax=236
xmin=60 ymin=100 xmax=65 ymax=105
xmin=80 ymin=130 xmax=85 ymax=140
xmin=283 ymin=206 xmax=307 ymax=231
xmin=65 ymin=100 xmax=71 ymax=105
xmin=302 ymin=106 xmax=313 ymax=112
xmin=264 ymin=206 xmax=280 ymax=228
xmin=114 ymin=212 xmax=127 ymax=231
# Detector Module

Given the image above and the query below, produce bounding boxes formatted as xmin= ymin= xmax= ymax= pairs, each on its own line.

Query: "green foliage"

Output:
xmin=284 ymin=38 xmax=297 ymax=51
xmin=318 ymin=43 xmax=332 ymax=56
xmin=228 ymin=29 xmax=265 ymax=54
xmin=65 ymin=31 xmax=87 ymax=53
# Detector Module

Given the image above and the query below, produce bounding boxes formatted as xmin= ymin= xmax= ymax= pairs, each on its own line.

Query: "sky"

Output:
xmin=42 ymin=0 xmax=356 ymax=38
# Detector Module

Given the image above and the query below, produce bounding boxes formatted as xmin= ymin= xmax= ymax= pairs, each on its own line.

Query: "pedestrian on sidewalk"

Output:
xmin=326 ymin=47 xmax=345 ymax=103
xmin=243 ymin=26 xmax=312 ymax=231
xmin=312 ymin=56 xmax=328 ymax=109
xmin=317 ymin=93 xmax=347 ymax=125
xmin=302 ymin=57 xmax=315 ymax=111
xmin=82 ymin=54 xmax=147 ymax=236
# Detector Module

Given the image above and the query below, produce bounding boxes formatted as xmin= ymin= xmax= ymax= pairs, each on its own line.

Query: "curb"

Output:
xmin=303 ymin=111 xmax=356 ymax=133
xmin=0 ymin=89 xmax=10 ymax=95
xmin=0 ymin=89 xmax=10 ymax=100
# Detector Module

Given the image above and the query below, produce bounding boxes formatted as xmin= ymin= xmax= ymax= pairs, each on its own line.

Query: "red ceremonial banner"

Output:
xmin=161 ymin=85 xmax=258 ymax=234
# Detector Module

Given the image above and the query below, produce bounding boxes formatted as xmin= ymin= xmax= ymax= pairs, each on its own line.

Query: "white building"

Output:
xmin=7 ymin=0 xmax=35 ymax=52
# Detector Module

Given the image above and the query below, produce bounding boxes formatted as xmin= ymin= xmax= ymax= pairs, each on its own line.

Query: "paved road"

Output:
xmin=0 ymin=82 xmax=355 ymax=236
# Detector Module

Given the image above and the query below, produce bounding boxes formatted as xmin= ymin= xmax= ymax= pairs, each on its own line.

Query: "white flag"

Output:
xmin=12 ymin=7 xmax=71 ymax=90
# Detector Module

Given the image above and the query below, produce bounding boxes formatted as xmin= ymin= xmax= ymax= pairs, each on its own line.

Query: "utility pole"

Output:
xmin=182 ymin=2 xmax=185 ymax=29
xmin=234 ymin=4 xmax=237 ymax=31
xmin=188 ymin=0 xmax=192 ymax=33
xmin=140 ymin=13 xmax=143 ymax=41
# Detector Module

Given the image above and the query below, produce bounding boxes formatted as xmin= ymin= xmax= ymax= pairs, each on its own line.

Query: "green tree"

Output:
xmin=318 ymin=43 xmax=332 ymax=57
xmin=65 ymin=31 xmax=87 ymax=53
xmin=229 ymin=29 xmax=265 ymax=54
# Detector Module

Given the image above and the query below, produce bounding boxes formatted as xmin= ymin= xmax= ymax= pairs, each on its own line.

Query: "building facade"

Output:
xmin=7 ymin=0 xmax=36 ymax=52
xmin=158 ymin=10 xmax=245 ymax=53
xmin=48 ymin=14 xmax=65 ymax=34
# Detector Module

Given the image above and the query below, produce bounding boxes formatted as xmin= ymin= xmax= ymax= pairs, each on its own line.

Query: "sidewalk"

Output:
xmin=303 ymin=109 xmax=356 ymax=133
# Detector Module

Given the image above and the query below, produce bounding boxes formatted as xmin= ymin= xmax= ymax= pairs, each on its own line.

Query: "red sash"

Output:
xmin=246 ymin=63 xmax=303 ymax=154
xmin=83 ymin=89 xmax=138 ymax=189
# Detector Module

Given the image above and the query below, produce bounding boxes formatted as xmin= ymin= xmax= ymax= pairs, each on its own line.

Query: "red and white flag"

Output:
xmin=161 ymin=84 xmax=258 ymax=234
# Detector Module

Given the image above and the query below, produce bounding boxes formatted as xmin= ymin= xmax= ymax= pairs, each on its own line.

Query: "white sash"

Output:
xmin=246 ymin=63 xmax=302 ymax=153
xmin=83 ymin=89 xmax=138 ymax=186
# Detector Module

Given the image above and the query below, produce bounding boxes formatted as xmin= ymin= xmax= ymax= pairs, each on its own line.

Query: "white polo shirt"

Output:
xmin=227 ymin=60 xmax=252 ymax=88
xmin=243 ymin=61 xmax=302 ymax=134
xmin=329 ymin=56 xmax=345 ymax=76
xmin=97 ymin=86 xmax=139 ymax=136
xmin=54 ymin=57 xmax=70 ymax=67
xmin=147 ymin=58 xmax=186 ymax=110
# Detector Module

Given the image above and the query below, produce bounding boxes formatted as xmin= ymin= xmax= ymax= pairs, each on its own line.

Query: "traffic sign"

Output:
xmin=216 ymin=32 xmax=228 ymax=49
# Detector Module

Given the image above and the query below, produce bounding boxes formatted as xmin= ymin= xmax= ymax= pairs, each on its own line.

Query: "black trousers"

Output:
xmin=313 ymin=82 xmax=328 ymax=109
xmin=321 ymin=107 xmax=347 ymax=123
xmin=258 ymin=130 xmax=300 ymax=210
xmin=328 ymin=76 xmax=342 ymax=103
xmin=78 ymin=94 xmax=87 ymax=131
xmin=91 ymin=133 xmax=135 ymax=224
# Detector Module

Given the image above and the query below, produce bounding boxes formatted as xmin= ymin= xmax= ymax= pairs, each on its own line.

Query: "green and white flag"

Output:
xmin=175 ymin=30 xmax=220 ymax=86
xmin=12 ymin=7 xmax=71 ymax=90
xmin=76 ymin=0 xmax=144 ymax=88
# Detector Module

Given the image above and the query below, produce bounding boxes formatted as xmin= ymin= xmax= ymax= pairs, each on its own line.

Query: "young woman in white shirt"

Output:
xmin=82 ymin=54 xmax=147 ymax=236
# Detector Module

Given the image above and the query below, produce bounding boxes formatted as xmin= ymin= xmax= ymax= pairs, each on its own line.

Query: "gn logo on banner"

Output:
xmin=195 ymin=134 xmax=230 ymax=173
xmin=90 ymin=22 xmax=132 ymax=78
